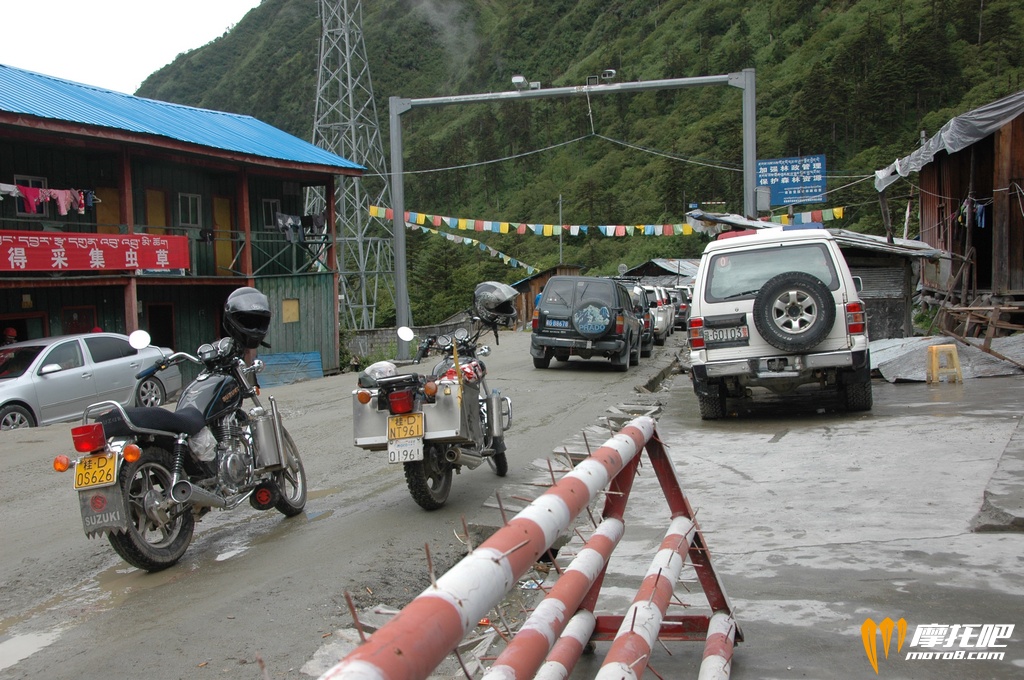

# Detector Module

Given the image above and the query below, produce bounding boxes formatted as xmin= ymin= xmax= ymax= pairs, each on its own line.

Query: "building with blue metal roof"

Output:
xmin=0 ymin=63 xmax=364 ymax=386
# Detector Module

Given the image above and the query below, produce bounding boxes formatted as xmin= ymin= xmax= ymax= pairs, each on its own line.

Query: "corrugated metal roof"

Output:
xmin=0 ymin=63 xmax=363 ymax=172
xmin=685 ymin=209 xmax=945 ymax=259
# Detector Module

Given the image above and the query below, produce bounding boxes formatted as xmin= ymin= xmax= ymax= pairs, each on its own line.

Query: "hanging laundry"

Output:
xmin=48 ymin=189 xmax=75 ymax=216
xmin=15 ymin=185 xmax=41 ymax=213
xmin=0 ymin=183 xmax=20 ymax=202
xmin=975 ymin=202 xmax=986 ymax=229
xmin=275 ymin=212 xmax=304 ymax=243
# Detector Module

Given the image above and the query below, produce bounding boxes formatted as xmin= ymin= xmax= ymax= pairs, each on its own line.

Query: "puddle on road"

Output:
xmin=0 ymin=630 xmax=61 ymax=672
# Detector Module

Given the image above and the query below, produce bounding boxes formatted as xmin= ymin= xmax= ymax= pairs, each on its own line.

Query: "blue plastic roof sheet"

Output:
xmin=0 ymin=63 xmax=363 ymax=172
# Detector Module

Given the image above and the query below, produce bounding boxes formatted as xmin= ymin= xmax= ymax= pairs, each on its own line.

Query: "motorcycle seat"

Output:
xmin=99 ymin=405 xmax=208 ymax=438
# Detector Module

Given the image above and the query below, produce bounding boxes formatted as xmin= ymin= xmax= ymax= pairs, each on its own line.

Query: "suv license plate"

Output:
xmin=546 ymin=318 xmax=569 ymax=328
xmin=704 ymin=326 xmax=750 ymax=345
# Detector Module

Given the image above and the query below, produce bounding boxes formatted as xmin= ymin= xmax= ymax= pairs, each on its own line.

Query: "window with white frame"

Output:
xmin=178 ymin=193 xmax=202 ymax=228
xmin=14 ymin=175 xmax=48 ymax=217
xmin=262 ymin=198 xmax=281 ymax=230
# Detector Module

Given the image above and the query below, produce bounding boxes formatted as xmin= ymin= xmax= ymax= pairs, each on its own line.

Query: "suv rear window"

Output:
xmin=540 ymin=278 xmax=615 ymax=308
xmin=705 ymin=242 xmax=839 ymax=302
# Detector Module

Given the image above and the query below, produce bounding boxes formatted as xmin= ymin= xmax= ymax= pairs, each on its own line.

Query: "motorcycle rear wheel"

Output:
xmin=404 ymin=444 xmax=452 ymax=510
xmin=107 ymin=447 xmax=194 ymax=572
xmin=274 ymin=427 xmax=307 ymax=516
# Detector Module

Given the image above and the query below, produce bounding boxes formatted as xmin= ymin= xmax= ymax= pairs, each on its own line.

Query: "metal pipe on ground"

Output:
xmin=482 ymin=517 xmax=625 ymax=680
xmin=698 ymin=612 xmax=738 ymax=680
xmin=595 ymin=515 xmax=698 ymax=680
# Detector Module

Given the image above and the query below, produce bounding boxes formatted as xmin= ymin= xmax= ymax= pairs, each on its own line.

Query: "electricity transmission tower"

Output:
xmin=309 ymin=0 xmax=395 ymax=329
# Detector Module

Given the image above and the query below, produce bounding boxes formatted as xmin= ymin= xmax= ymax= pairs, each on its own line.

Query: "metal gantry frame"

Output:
xmin=309 ymin=0 xmax=395 ymax=330
xmin=389 ymin=69 xmax=757 ymax=357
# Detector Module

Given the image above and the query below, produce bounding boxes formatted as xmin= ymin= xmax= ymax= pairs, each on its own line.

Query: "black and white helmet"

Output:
xmin=473 ymin=281 xmax=519 ymax=327
xmin=223 ymin=287 xmax=271 ymax=349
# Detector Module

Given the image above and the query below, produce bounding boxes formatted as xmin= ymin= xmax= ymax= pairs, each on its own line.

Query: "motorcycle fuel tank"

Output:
xmin=177 ymin=374 xmax=243 ymax=422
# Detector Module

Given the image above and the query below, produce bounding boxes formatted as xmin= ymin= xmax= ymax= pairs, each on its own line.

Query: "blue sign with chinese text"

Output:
xmin=757 ymin=154 xmax=826 ymax=207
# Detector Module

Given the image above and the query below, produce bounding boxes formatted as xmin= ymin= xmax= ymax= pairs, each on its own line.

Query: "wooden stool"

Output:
xmin=926 ymin=344 xmax=963 ymax=383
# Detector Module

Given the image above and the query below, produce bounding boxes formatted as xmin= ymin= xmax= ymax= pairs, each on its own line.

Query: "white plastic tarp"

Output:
xmin=874 ymin=89 xmax=1024 ymax=192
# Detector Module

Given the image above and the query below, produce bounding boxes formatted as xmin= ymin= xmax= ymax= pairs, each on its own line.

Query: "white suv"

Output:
xmin=686 ymin=228 xmax=872 ymax=419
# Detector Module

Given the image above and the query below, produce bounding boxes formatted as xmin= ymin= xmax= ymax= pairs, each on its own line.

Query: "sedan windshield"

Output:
xmin=0 ymin=346 xmax=44 ymax=378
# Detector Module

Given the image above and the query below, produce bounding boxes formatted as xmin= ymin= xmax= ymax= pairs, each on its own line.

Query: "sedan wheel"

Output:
xmin=0 ymin=404 xmax=36 ymax=429
xmin=135 ymin=378 xmax=165 ymax=407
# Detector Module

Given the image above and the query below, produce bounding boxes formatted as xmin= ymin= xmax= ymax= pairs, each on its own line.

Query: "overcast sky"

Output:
xmin=1 ymin=1 xmax=264 ymax=95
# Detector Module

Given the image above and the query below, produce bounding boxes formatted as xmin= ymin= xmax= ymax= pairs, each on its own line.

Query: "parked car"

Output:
xmin=0 ymin=332 xmax=182 ymax=429
xmin=668 ymin=288 xmax=690 ymax=328
xmin=641 ymin=285 xmax=672 ymax=346
xmin=531 ymin=275 xmax=643 ymax=371
xmin=686 ymin=227 xmax=872 ymax=419
xmin=658 ymin=286 xmax=677 ymax=332
xmin=630 ymin=285 xmax=655 ymax=358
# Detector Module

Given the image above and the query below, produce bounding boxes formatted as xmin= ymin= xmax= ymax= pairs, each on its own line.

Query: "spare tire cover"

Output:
xmin=572 ymin=300 xmax=613 ymax=339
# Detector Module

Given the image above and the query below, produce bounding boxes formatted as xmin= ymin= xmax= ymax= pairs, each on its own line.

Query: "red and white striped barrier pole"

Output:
xmin=318 ymin=416 xmax=656 ymax=680
xmin=534 ymin=610 xmax=597 ymax=680
xmin=594 ymin=515 xmax=698 ymax=680
xmin=482 ymin=517 xmax=624 ymax=680
xmin=697 ymin=612 xmax=737 ymax=680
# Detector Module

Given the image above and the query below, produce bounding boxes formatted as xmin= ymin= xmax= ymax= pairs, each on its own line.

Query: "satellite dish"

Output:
xmin=617 ymin=263 xmax=628 ymax=275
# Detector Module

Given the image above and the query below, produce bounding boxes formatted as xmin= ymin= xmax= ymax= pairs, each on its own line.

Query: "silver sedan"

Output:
xmin=0 ymin=332 xmax=182 ymax=429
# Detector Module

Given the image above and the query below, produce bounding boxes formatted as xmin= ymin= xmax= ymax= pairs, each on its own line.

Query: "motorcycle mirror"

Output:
xmin=128 ymin=330 xmax=152 ymax=349
xmin=397 ymin=326 xmax=415 ymax=342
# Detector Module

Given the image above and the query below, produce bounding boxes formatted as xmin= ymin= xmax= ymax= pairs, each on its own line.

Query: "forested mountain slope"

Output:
xmin=138 ymin=0 xmax=1024 ymax=324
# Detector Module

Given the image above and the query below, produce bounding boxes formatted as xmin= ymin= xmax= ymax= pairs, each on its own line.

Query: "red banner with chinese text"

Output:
xmin=0 ymin=230 xmax=190 ymax=272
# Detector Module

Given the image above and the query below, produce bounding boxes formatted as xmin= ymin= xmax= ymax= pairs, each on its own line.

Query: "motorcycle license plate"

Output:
xmin=388 ymin=413 xmax=423 ymax=439
xmin=74 ymin=452 xmax=118 ymax=489
xmin=388 ymin=438 xmax=424 ymax=464
xmin=388 ymin=414 xmax=424 ymax=464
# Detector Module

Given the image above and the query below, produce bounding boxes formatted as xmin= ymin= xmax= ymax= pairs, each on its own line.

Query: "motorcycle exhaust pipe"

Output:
xmin=171 ymin=480 xmax=227 ymax=509
xmin=444 ymin=446 xmax=485 ymax=470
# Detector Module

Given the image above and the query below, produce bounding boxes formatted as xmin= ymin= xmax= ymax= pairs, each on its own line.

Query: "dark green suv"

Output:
xmin=530 ymin=276 xmax=643 ymax=372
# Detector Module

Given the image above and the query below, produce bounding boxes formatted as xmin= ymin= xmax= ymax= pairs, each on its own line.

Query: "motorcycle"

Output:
xmin=53 ymin=328 xmax=307 ymax=572
xmin=352 ymin=320 xmax=513 ymax=510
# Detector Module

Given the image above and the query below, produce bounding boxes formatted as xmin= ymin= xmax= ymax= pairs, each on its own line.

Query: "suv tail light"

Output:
xmin=688 ymin=317 xmax=705 ymax=350
xmin=615 ymin=313 xmax=625 ymax=335
xmin=531 ymin=309 xmax=539 ymax=331
xmin=845 ymin=301 xmax=866 ymax=335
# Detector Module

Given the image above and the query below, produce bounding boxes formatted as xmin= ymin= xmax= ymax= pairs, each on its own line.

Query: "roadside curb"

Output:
xmin=972 ymin=413 xmax=1024 ymax=532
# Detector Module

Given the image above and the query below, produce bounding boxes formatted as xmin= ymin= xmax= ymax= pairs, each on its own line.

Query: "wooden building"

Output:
xmin=874 ymin=89 xmax=1024 ymax=328
xmin=0 ymin=64 xmax=363 ymax=381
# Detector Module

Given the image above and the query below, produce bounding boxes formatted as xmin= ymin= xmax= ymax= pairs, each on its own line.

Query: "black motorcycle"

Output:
xmin=54 ymin=288 xmax=306 ymax=571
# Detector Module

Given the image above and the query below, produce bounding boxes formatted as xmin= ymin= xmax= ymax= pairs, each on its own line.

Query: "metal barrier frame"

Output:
xmin=319 ymin=415 xmax=741 ymax=680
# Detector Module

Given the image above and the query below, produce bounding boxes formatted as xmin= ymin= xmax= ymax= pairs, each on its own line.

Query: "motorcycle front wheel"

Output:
xmin=108 ymin=447 xmax=195 ymax=572
xmin=273 ymin=427 xmax=307 ymax=517
xmin=404 ymin=444 xmax=452 ymax=510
